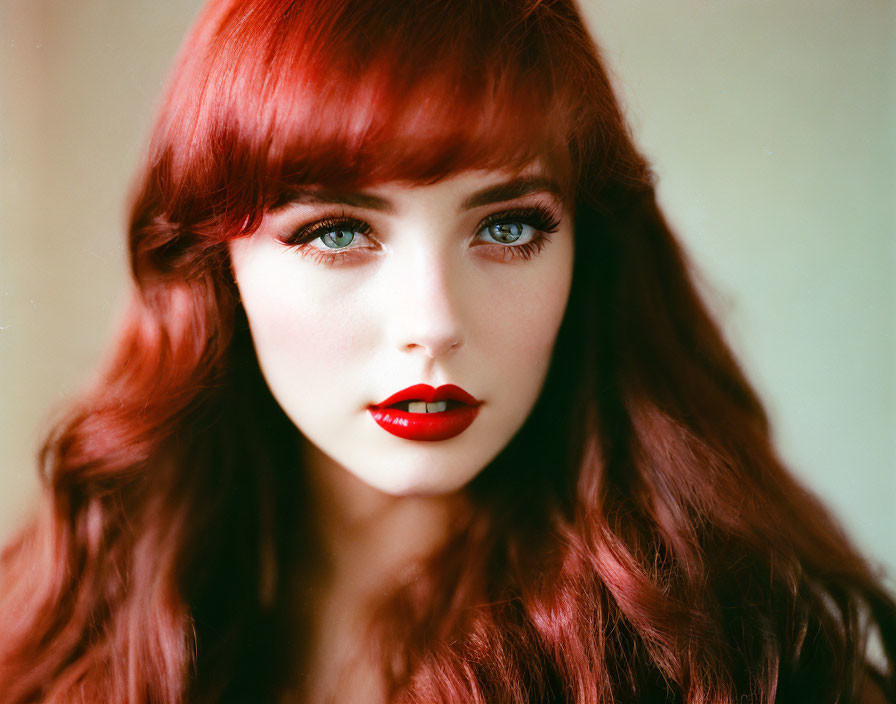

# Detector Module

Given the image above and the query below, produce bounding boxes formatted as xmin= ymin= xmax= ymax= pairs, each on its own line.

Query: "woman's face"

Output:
xmin=229 ymin=168 xmax=574 ymax=495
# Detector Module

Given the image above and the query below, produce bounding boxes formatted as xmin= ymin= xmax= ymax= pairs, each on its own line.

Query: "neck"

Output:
xmin=299 ymin=436 xmax=468 ymax=602
xmin=287 ymin=437 xmax=469 ymax=700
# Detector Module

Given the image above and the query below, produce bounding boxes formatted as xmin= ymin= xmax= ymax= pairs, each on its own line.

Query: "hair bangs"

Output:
xmin=149 ymin=0 xmax=595 ymax=239
xmin=263 ymin=51 xmax=576 ymax=200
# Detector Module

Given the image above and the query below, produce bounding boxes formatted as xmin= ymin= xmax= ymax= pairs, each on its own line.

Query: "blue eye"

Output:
xmin=481 ymin=221 xmax=530 ymax=245
xmin=319 ymin=228 xmax=357 ymax=249
xmin=279 ymin=216 xmax=376 ymax=266
xmin=472 ymin=205 xmax=563 ymax=262
xmin=282 ymin=217 xmax=372 ymax=250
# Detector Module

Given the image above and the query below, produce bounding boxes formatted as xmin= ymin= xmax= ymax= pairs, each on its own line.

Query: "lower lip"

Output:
xmin=368 ymin=405 xmax=481 ymax=441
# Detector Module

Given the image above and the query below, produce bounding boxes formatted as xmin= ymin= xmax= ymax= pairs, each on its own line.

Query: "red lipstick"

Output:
xmin=368 ymin=384 xmax=482 ymax=442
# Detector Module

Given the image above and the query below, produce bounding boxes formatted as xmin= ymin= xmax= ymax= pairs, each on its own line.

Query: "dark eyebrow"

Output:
xmin=272 ymin=175 xmax=564 ymax=214
xmin=460 ymin=176 xmax=565 ymax=210
xmin=272 ymin=188 xmax=395 ymax=213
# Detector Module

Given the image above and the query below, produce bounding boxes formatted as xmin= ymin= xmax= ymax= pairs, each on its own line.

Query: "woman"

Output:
xmin=1 ymin=0 xmax=893 ymax=702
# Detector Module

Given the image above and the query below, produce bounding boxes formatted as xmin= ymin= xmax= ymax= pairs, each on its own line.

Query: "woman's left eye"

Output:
xmin=473 ymin=205 xmax=562 ymax=262
xmin=477 ymin=220 xmax=540 ymax=246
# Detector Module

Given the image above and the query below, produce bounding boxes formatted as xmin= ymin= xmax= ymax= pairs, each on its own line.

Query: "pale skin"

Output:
xmin=229 ymin=167 xmax=575 ymax=701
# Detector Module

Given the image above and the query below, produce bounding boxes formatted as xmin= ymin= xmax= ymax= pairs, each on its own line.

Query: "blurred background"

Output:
xmin=1 ymin=0 xmax=894 ymax=581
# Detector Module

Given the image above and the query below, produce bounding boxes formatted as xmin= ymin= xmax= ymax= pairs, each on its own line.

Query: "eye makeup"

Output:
xmin=275 ymin=208 xmax=378 ymax=265
xmin=473 ymin=203 xmax=561 ymax=262
xmin=276 ymin=199 xmax=564 ymax=267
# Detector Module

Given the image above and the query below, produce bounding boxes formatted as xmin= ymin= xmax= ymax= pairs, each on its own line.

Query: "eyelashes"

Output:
xmin=281 ymin=213 xmax=372 ymax=248
xmin=278 ymin=211 xmax=375 ymax=266
xmin=277 ymin=202 xmax=562 ymax=266
xmin=475 ymin=205 xmax=561 ymax=262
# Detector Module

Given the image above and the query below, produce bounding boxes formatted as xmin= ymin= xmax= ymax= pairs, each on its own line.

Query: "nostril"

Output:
xmin=403 ymin=338 xmax=463 ymax=357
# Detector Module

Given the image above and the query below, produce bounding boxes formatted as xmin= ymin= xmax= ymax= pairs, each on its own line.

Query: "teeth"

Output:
xmin=407 ymin=400 xmax=448 ymax=413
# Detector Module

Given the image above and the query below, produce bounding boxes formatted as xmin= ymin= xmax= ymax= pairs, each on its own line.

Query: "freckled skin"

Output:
xmin=229 ymin=169 xmax=574 ymax=496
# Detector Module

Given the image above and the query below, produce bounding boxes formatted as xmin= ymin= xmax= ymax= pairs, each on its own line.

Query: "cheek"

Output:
xmin=251 ymin=294 xmax=359 ymax=369
xmin=477 ymin=248 xmax=573 ymax=377
xmin=230 ymin=242 xmax=372 ymax=395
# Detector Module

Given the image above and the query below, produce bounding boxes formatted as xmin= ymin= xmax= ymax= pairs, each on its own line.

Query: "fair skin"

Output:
xmin=229 ymin=167 xmax=574 ymax=699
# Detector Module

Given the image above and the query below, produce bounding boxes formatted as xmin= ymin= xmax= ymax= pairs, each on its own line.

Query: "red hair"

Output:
xmin=1 ymin=0 xmax=893 ymax=701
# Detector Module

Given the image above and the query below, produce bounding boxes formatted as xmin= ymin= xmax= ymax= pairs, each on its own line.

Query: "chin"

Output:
xmin=354 ymin=461 xmax=477 ymax=497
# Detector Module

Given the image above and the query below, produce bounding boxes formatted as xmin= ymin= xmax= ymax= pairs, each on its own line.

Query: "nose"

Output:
xmin=386 ymin=247 xmax=465 ymax=360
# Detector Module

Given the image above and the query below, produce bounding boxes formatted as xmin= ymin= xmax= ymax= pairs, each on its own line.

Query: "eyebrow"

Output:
xmin=459 ymin=176 xmax=565 ymax=210
xmin=273 ymin=188 xmax=394 ymax=213
xmin=273 ymin=176 xmax=565 ymax=214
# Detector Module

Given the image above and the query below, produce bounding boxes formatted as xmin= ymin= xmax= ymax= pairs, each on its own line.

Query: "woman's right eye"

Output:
xmin=317 ymin=228 xmax=360 ymax=249
xmin=280 ymin=216 xmax=377 ymax=265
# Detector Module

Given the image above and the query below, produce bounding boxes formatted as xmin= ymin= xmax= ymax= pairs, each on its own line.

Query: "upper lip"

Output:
xmin=371 ymin=384 xmax=481 ymax=409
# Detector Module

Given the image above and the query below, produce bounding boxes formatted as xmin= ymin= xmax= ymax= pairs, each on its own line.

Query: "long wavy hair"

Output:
xmin=1 ymin=0 xmax=894 ymax=702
